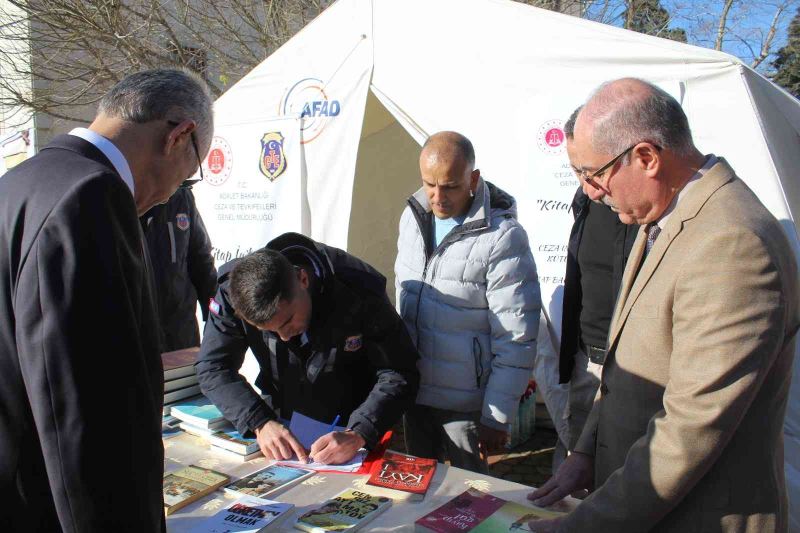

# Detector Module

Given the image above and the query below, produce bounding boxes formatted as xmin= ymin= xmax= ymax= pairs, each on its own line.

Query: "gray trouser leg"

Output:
xmin=405 ymin=405 xmax=488 ymax=474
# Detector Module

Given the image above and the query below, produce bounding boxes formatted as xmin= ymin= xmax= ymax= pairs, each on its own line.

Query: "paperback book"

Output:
xmin=225 ymin=464 xmax=315 ymax=499
xmin=162 ymin=347 xmax=199 ymax=381
xmin=163 ymin=465 xmax=230 ymax=515
xmin=365 ymin=450 xmax=437 ymax=501
xmin=293 ymin=489 xmax=392 ymax=532
xmin=164 ymin=383 xmax=202 ymax=404
xmin=164 ymin=373 xmax=200 ymax=393
xmin=171 ymin=398 xmax=228 ymax=429
xmin=189 ymin=495 xmax=294 ymax=532
xmin=414 ymin=489 xmax=564 ymax=532
xmin=208 ymin=429 xmax=260 ymax=455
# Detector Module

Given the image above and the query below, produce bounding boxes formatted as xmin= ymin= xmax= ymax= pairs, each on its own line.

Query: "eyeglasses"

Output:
xmin=167 ymin=120 xmax=204 ymax=186
xmin=576 ymin=142 xmax=661 ymax=191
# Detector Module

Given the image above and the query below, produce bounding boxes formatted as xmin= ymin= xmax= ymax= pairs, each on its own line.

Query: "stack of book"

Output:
xmin=171 ymin=396 xmax=263 ymax=461
xmin=162 ymin=347 xmax=201 ymax=413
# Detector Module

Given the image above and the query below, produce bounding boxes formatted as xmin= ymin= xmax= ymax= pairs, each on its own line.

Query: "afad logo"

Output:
xmin=259 ymin=132 xmax=287 ymax=182
xmin=202 ymin=136 xmax=233 ymax=186
xmin=279 ymin=77 xmax=341 ymax=144
xmin=536 ymin=119 xmax=566 ymax=155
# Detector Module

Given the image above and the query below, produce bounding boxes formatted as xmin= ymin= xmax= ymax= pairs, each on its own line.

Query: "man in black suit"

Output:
xmin=0 ymin=69 xmax=213 ymax=532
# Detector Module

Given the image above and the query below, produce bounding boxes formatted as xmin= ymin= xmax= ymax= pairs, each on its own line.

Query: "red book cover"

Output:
xmin=366 ymin=450 xmax=437 ymax=498
xmin=161 ymin=347 xmax=199 ymax=371
xmin=414 ymin=489 xmax=505 ymax=532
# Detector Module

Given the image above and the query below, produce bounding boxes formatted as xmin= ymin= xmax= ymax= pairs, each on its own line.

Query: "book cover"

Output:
xmin=171 ymin=399 xmax=226 ymax=429
xmin=365 ymin=450 xmax=437 ymax=501
xmin=293 ymin=489 xmax=392 ymax=532
xmin=415 ymin=489 xmax=563 ymax=532
xmin=162 ymin=347 xmax=199 ymax=381
xmin=225 ymin=464 xmax=315 ymax=499
xmin=209 ymin=429 xmax=260 ymax=455
xmin=189 ymin=495 xmax=294 ymax=533
xmin=163 ymin=465 xmax=230 ymax=515
xmin=470 ymin=500 xmax=564 ymax=532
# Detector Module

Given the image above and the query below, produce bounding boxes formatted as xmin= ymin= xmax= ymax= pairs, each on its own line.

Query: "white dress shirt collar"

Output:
xmin=69 ymin=127 xmax=135 ymax=196
xmin=656 ymin=155 xmax=717 ymax=230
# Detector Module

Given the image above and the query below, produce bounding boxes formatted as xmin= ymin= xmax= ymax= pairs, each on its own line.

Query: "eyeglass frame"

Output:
xmin=577 ymin=142 xmax=662 ymax=191
xmin=166 ymin=120 xmax=204 ymax=186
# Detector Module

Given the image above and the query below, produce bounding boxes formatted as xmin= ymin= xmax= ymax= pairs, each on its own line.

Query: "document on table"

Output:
xmin=282 ymin=411 xmax=366 ymax=472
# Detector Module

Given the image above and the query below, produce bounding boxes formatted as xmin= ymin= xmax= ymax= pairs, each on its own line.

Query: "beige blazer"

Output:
xmin=562 ymin=159 xmax=799 ymax=532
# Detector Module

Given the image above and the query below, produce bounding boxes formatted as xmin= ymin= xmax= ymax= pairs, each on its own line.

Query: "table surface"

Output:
xmin=164 ymin=433 xmax=576 ymax=532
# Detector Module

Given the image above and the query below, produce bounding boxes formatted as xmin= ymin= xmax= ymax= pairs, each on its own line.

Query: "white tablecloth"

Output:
xmin=164 ymin=433 xmax=576 ymax=531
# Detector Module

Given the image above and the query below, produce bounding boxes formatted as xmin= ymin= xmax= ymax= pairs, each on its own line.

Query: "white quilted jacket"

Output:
xmin=395 ymin=178 xmax=541 ymax=430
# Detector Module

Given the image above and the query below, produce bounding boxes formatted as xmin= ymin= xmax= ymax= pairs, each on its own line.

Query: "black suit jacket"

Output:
xmin=0 ymin=135 xmax=165 ymax=532
xmin=559 ymin=188 xmax=638 ymax=383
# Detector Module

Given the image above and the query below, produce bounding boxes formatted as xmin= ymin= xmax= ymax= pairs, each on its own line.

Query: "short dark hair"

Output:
xmin=564 ymin=105 xmax=582 ymax=140
xmin=229 ymin=249 xmax=296 ymax=325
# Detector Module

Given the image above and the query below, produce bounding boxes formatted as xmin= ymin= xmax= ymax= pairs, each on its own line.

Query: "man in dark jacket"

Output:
xmin=197 ymin=232 xmax=420 ymax=465
xmin=142 ymin=185 xmax=217 ymax=351
xmin=558 ymin=107 xmax=638 ymax=457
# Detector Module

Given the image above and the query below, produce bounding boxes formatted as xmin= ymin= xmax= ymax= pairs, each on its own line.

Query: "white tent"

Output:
xmin=192 ymin=0 xmax=800 ymax=527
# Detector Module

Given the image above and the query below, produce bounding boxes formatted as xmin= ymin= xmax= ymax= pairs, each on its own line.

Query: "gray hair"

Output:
xmin=564 ymin=105 xmax=582 ymax=140
xmin=587 ymin=78 xmax=695 ymax=161
xmin=98 ymin=68 xmax=214 ymax=150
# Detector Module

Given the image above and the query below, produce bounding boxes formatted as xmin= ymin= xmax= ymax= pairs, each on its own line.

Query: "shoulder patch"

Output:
xmin=209 ymin=298 xmax=221 ymax=316
xmin=344 ymin=334 xmax=363 ymax=352
xmin=176 ymin=213 xmax=190 ymax=230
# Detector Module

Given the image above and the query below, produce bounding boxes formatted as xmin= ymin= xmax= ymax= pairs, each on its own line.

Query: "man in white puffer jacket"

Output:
xmin=395 ymin=131 xmax=541 ymax=473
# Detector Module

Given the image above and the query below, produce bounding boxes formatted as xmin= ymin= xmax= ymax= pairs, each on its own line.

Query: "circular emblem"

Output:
xmin=536 ymin=119 xmax=566 ymax=155
xmin=279 ymin=77 xmax=341 ymax=144
xmin=202 ymin=136 xmax=233 ymax=186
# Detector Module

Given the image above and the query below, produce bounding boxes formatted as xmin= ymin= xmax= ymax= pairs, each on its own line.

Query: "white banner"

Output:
xmin=194 ymin=116 xmax=305 ymax=265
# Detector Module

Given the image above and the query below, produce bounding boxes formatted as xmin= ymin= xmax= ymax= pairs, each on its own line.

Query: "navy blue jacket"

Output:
xmin=142 ymin=186 xmax=217 ymax=351
xmin=196 ymin=233 xmax=420 ymax=449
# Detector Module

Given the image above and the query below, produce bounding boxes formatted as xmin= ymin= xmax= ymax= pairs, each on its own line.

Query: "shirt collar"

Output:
xmin=69 ymin=127 xmax=135 ymax=196
xmin=656 ymin=155 xmax=717 ymax=230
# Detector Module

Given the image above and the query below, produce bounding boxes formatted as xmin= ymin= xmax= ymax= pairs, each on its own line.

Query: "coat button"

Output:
xmin=600 ymin=383 xmax=609 ymax=395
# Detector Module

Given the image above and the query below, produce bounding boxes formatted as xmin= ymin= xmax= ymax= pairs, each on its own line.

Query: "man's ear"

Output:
xmin=634 ymin=143 xmax=659 ymax=172
xmin=164 ymin=119 xmax=196 ymax=156
xmin=470 ymin=168 xmax=480 ymax=192
xmin=296 ymin=267 xmax=310 ymax=290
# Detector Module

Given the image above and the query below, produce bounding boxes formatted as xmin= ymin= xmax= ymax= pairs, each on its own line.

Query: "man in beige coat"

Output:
xmin=528 ymin=78 xmax=799 ymax=532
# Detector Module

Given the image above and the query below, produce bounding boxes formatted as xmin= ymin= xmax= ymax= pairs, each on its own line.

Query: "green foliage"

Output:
xmin=772 ymin=8 xmax=800 ymax=98
xmin=623 ymin=0 xmax=687 ymax=43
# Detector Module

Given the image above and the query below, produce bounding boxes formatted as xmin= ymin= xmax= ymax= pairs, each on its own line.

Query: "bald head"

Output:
xmin=575 ymin=77 xmax=695 ymax=158
xmin=419 ymin=131 xmax=480 ymax=219
xmin=421 ymin=131 xmax=476 ymax=172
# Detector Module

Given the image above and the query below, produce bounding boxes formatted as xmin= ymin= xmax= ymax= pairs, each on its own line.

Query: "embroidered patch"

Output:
xmin=344 ymin=334 xmax=363 ymax=352
xmin=209 ymin=298 xmax=221 ymax=316
xmin=176 ymin=213 xmax=190 ymax=231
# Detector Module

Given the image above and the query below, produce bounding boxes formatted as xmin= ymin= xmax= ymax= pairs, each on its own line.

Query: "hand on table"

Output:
xmin=527 ymin=451 xmax=594 ymax=507
xmin=254 ymin=420 xmax=308 ymax=462
xmin=478 ymin=424 xmax=508 ymax=456
xmin=309 ymin=430 xmax=365 ymax=465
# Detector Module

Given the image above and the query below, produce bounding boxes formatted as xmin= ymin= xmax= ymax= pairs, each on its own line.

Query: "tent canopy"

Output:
xmin=193 ymin=0 xmax=800 ymax=528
